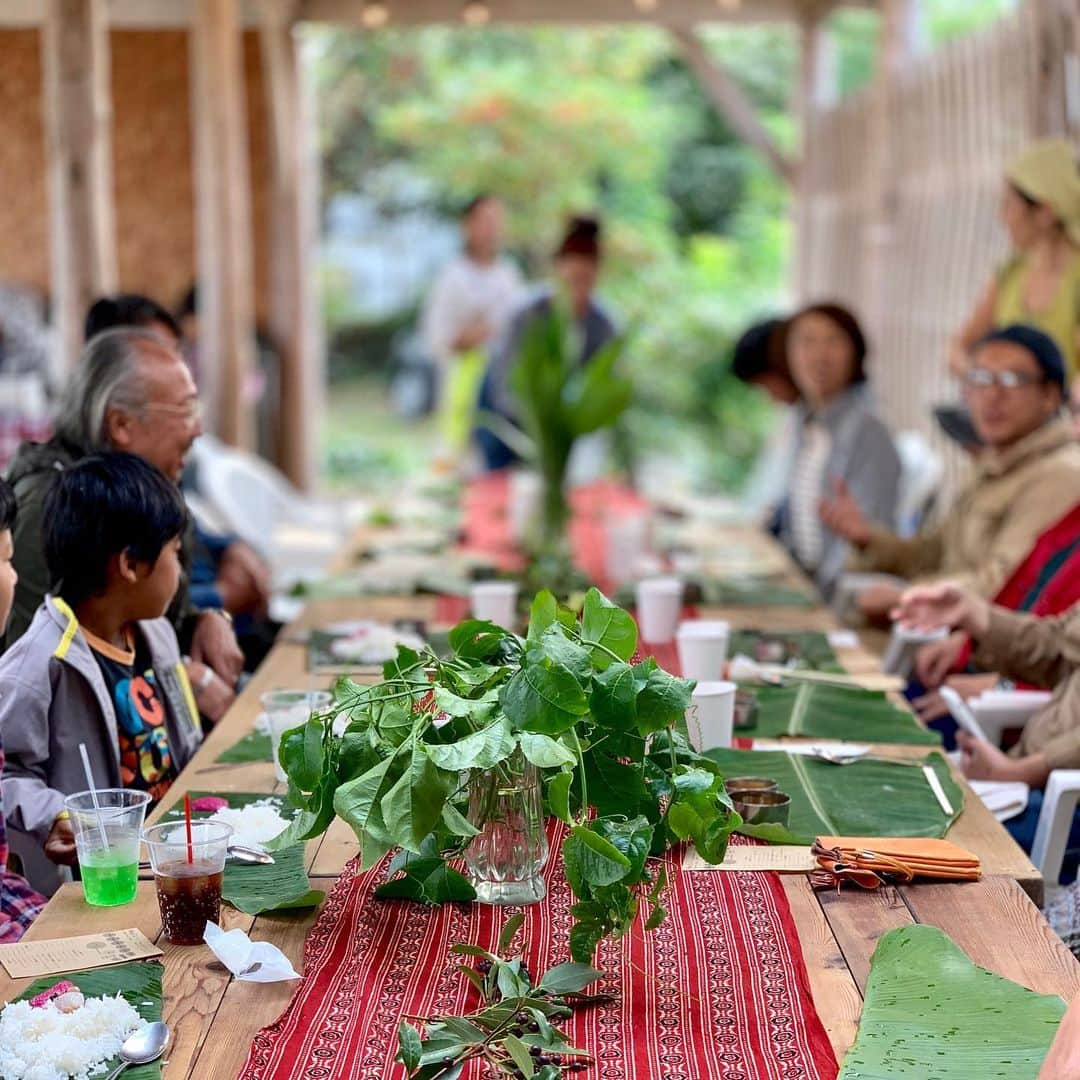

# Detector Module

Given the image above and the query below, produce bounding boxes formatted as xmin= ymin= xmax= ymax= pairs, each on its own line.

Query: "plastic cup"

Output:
xmin=685 ymin=680 xmax=737 ymax=752
xmin=605 ymin=513 xmax=650 ymax=586
xmin=262 ymin=690 xmax=333 ymax=782
xmin=470 ymin=581 xmax=519 ymax=627
xmin=143 ymin=820 xmax=233 ymax=945
xmin=676 ymin=620 xmax=730 ymax=680
xmin=507 ymin=471 xmax=541 ymax=541
xmin=65 ymin=789 xmax=151 ymax=907
xmin=635 ymin=577 xmax=683 ymax=644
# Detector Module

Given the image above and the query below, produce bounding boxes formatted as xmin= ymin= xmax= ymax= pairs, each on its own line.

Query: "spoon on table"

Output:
xmin=102 ymin=1021 xmax=170 ymax=1080
xmin=139 ymin=845 xmax=275 ymax=871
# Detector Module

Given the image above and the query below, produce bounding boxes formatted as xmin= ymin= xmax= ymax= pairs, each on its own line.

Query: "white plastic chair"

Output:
xmin=1031 ymin=770 xmax=1080 ymax=883
xmin=895 ymin=430 xmax=944 ymax=538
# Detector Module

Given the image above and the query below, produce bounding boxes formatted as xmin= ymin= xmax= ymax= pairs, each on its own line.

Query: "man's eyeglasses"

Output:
xmin=964 ymin=368 xmax=1045 ymax=391
xmin=143 ymin=399 xmax=203 ymax=425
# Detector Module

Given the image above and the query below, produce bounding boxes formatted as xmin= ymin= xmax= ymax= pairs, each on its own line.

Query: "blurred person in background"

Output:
xmin=476 ymin=215 xmax=614 ymax=472
xmin=773 ymin=302 xmax=900 ymax=599
xmin=421 ymin=194 xmax=523 ymax=462
xmin=822 ymin=325 xmax=1080 ymax=621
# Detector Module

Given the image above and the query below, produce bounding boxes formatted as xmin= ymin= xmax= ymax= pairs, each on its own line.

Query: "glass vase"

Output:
xmin=464 ymin=750 xmax=548 ymax=904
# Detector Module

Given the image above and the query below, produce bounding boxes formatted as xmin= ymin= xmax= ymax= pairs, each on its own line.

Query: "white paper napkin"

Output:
xmin=204 ymin=922 xmax=301 ymax=982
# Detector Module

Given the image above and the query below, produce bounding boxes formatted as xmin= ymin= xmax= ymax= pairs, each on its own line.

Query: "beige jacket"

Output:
xmin=853 ymin=417 xmax=1080 ymax=597
xmin=973 ymin=605 xmax=1080 ymax=769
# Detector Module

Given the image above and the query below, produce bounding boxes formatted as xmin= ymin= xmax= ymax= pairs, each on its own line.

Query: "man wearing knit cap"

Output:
xmin=822 ymin=324 xmax=1080 ymax=616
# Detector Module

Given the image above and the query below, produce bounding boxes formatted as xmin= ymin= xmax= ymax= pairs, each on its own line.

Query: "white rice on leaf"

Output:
xmin=0 ymin=993 xmax=141 ymax=1080
xmin=207 ymin=798 xmax=291 ymax=850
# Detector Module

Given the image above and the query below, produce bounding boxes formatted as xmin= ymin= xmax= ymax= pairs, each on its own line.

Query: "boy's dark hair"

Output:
xmin=85 ymin=294 xmax=182 ymax=344
xmin=0 ymin=478 xmax=16 ymax=534
xmin=462 ymin=193 xmax=495 ymax=218
xmin=731 ymin=318 xmax=788 ymax=384
xmin=44 ymin=452 xmax=187 ymax=608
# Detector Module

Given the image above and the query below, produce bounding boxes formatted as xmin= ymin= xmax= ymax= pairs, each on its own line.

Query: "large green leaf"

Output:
xmin=840 ymin=925 xmax=1064 ymax=1079
xmin=580 ymin=588 xmax=637 ymax=670
xmin=380 ymin=746 xmax=455 ymax=850
xmin=700 ymin=577 xmax=815 ymax=608
xmin=728 ymin=630 xmax=844 ymax=673
xmin=702 ymin=748 xmax=962 ymax=844
xmin=215 ymin=729 xmax=271 ymax=763
xmin=18 ymin=962 xmax=165 ymax=1080
xmin=424 ymin=718 xmax=515 ymax=771
xmin=222 ymin=842 xmax=322 ymax=915
xmin=501 ymin=661 xmax=590 ymax=734
xmin=747 ymin=683 xmax=940 ymax=746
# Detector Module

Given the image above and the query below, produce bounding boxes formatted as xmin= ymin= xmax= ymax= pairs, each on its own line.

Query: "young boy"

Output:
xmin=0 ymin=452 xmax=204 ymax=895
xmin=0 ymin=478 xmax=47 ymax=938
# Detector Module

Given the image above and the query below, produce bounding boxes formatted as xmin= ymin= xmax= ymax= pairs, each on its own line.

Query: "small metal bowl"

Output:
xmin=732 ymin=790 xmax=791 ymax=826
xmin=725 ymin=776 xmax=777 ymax=794
xmin=733 ymin=691 xmax=759 ymax=731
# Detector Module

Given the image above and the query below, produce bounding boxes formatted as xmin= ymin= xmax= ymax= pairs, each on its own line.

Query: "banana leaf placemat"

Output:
xmin=161 ymin=792 xmax=321 ymax=915
xmin=697 ymin=576 xmax=816 ymax=608
xmin=703 ymin=748 xmax=962 ymax=844
xmin=215 ymin=730 xmax=272 ymax=764
xmin=16 ymin=961 xmax=164 ymax=1080
xmin=747 ymin=683 xmax=941 ymax=745
xmin=729 ymin=629 xmax=845 ymax=673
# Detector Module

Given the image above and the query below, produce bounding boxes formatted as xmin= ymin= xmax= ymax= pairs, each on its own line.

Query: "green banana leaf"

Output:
xmin=699 ymin=577 xmax=816 ymax=608
xmin=748 ymin=683 xmax=940 ymax=746
xmin=163 ymin=792 xmax=320 ymax=914
xmin=728 ymin=630 xmax=845 ymax=673
xmin=840 ymin=925 xmax=1064 ymax=1079
xmin=17 ymin=961 xmax=164 ymax=1080
xmin=215 ymin=730 xmax=271 ymax=764
xmin=702 ymin=748 xmax=962 ymax=844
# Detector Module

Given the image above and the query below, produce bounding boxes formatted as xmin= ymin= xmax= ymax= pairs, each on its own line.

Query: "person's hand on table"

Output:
xmin=44 ymin=816 xmax=77 ymax=865
xmin=856 ymin=583 xmax=903 ymax=621
xmin=190 ymin=610 xmax=244 ymax=687
xmin=819 ymin=477 xmax=873 ymax=548
xmin=892 ymin=581 xmax=990 ymax=638
xmin=1040 ymin=992 xmax=1080 ymax=1078
xmin=912 ymin=673 xmax=998 ymax=724
xmin=914 ymin=631 xmax=968 ymax=688
xmin=186 ymin=659 xmax=236 ymax=724
xmin=957 ymin=731 xmax=1050 ymax=787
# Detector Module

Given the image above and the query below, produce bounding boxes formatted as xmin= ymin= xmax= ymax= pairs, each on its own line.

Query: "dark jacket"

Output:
xmin=3 ymin=435 xmax=201 ymax=651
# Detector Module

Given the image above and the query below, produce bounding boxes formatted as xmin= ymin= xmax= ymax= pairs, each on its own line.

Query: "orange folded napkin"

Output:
xmin=811 ymin=836 xmax=981 ymax=891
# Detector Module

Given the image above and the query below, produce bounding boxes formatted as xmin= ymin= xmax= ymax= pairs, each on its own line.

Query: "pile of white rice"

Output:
xmin=208 ymin=798 xmax=290 ymax=849
xmin=0 ymin=994 xmax=142 ymax=1080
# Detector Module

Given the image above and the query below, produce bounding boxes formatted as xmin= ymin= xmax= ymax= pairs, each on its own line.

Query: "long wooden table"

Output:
xmin=0 ymin=529 xmax=1074 ymax=1077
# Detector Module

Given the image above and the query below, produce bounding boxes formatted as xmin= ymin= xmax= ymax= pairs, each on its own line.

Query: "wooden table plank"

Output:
xmin=816 ymin=884 xmax=915 ymax=991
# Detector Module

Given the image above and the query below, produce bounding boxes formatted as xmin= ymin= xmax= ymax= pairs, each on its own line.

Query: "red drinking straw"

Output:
xmin=184 ymin=792 xmax=194 ymax=865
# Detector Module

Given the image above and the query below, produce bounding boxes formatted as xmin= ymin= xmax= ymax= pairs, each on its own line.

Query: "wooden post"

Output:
xmin=190 ymin=0 xmax=256 ymax=449
xmin=260 ymin=2 xmax=320 ymax=489
xmin=42 ymin=0 xmax=117 ymax=373
xmin=792 ymin=8 xmax=835 ymax=302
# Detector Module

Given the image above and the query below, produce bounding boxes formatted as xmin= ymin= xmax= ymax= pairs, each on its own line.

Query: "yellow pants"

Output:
xmin=439 ymin=348 xmax=486 ymax=454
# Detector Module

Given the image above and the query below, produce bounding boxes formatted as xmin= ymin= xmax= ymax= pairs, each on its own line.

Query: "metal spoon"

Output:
xmin=138 ymin=845 xmax=275 ymax=871
xmin=102 ymin=1021 xmax=170 ymax=1080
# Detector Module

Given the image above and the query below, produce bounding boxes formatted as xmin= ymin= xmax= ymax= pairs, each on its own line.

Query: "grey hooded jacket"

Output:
xmin=0 ymin=596 xmax=203 ymax=894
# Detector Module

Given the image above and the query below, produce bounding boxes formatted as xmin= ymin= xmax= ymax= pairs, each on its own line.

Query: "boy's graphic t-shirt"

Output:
xmin=84 ymin=629 xmax=177 ymax=804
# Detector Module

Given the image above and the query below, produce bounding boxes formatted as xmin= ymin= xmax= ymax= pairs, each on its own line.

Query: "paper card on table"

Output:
xmin=682 ymin=844 xmax=816 ymax=873
xmin=0 ymin=928 xmax=162 ymax=979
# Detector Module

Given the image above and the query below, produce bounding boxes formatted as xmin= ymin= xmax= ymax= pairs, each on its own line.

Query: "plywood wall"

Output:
xmin=0 ymin=27 xmax=270 ymax=324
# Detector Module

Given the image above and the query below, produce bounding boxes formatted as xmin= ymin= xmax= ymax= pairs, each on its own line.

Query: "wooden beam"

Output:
xmin=190 ymin=0 xmax=257 ymax=450
xmin=668 ymin=25 xmax=799 ymax=187
xmin=42 ymin=0 xmax=117 ymax=371
xmin=260 ymin=3 xmax=320 ymax=489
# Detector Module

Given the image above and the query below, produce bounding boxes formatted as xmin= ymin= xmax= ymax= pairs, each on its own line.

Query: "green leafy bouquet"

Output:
xmin=272 ymin=587 xmax=739 ymax=961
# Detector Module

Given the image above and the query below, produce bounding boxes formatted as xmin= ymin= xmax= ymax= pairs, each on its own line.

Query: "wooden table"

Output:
xmin=0 ymin=525 xmax=1070 ymax=1075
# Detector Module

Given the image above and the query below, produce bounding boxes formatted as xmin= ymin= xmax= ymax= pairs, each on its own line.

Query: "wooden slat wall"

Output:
xmin=798 ymin=0 xmax=1079 ymax=487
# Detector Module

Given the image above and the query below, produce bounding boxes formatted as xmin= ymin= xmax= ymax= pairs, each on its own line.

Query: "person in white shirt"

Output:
xmin=421 ymin=195 xmax=522 ymax=457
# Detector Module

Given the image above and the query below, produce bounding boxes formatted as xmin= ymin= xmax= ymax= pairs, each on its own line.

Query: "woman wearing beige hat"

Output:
xmin=950 ymin=138 xmax=1080 ymax=389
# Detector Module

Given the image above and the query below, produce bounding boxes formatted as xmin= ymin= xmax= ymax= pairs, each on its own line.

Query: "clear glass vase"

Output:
xmin=464 ymin=750 xmax=548 ymax=905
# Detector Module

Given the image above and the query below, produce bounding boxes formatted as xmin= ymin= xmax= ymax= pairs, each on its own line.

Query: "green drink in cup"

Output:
xmin=64 ymin=789 xmax=151 ymax=907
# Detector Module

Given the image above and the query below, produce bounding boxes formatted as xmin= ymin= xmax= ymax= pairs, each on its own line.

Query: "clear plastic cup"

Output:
xmin=676 ymin=620 xmax=731 ymax=681
xmin=143 ymin=820 xmax=233 ymax=945
xmin=635 ymin=577 xmax=683 ymax=644
xmin=262 ymin=689 xmax=333 ymax=782
xmin=65 ymin=789 xmax=151 ymax=907
xmin=605 ymin=513 xmax=650 ymax=586
xmin=685 ymin=680 xmax=737 ymax=752
xmin=470 ymin=581 xmax=519 ymax=627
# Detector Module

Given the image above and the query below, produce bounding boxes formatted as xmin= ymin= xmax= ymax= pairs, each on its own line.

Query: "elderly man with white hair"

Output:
xmin=3 ymin=327 xmax=243 ymax=721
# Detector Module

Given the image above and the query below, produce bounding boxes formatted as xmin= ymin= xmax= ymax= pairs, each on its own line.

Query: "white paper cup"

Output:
xmin=676 ymin=620 xmax=730 ymax=681
xmin=263 ymin=690 xmax=333 ymax=782
xmin=470 ymin=581 xmax=519 ymax=628
xmin=606 ymin=514 xmax=650 ymax=586
xmin=507 ymin=471 xmax=541 ymax=541
xmin=685 ymin=680 xmax=737 ymax=752
xmin=635 ymin=577 xmax=683 ymax=644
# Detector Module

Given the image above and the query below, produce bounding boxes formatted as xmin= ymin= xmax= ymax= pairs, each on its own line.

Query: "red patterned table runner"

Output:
xmin=239 ymin=827 xmax=837 ymax=1080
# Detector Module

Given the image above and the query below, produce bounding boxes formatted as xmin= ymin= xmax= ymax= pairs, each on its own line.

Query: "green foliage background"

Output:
xmin=314 ymin=1 xmax=1012 ymax=490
